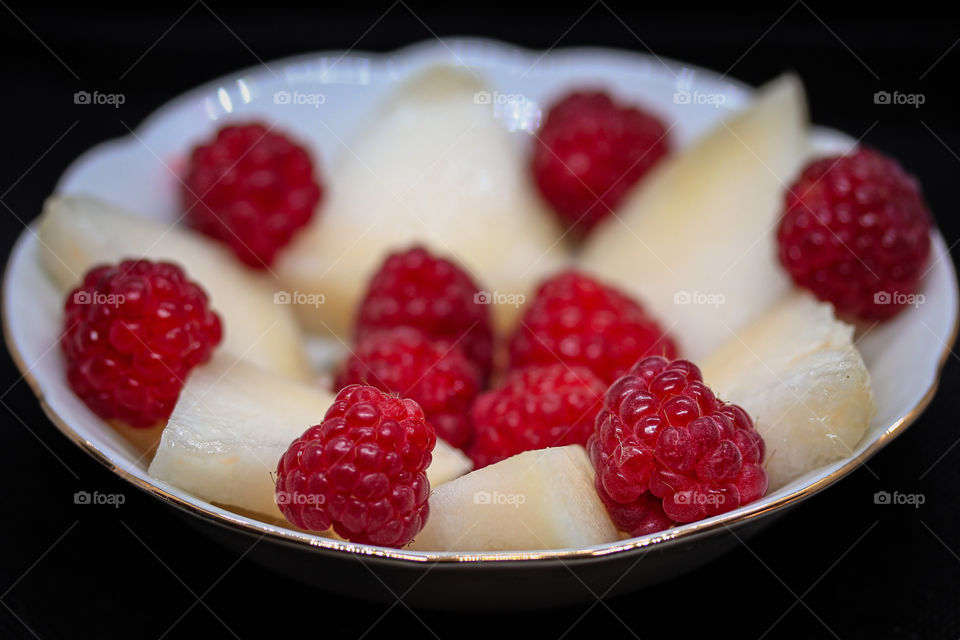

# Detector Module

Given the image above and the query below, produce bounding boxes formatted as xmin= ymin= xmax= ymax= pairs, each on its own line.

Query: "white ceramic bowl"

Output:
xmin=3 ymin=38 xmax=957 ymax=608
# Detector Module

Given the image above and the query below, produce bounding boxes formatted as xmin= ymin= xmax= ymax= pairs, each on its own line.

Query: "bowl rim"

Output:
xmin=3 ymin=37 xmax=958 ymax=565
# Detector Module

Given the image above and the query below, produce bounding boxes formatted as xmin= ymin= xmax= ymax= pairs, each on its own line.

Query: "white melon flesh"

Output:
xmin=407 ymin=445 xmax=618 ymax=552
xmin=36 ymin=195 xmax=311 ymax=381
xmin=148 ymin=353 xmax=472 ymax=521
xmin=580 ymin=75 xmax=809 ymax=360
xmin=39 ymin=196 xmax=310 ymax=379
xmin=427 ymin=441 xmax=474 ymax=488
xmin=701 ymin=292 xmax=876 ymax=490
xmin=148 ymin=354 xmax=334 ymax=520
xmin=275 ymin=66 xmax=568 ymax=336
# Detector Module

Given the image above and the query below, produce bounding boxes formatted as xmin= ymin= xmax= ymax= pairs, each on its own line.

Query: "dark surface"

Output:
xmin=1 ymin=2 xmax=958 ymax=638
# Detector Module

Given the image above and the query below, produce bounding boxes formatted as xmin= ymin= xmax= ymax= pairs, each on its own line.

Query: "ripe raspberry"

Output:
xmin=335 ymin=327 xmax=480 ymax=449
xmin=182 ymin=122 xmax=322 ymax=268
xmin=777 ymin=148 xmax=931 ymax=320
xmin=532 ymin=91 xmax=670 ymax=236
xmin=588 ymin=356 xmax=767 ymax=530
xmin=594 ymin=482 xmax=674 ymax=537
xmin=468 ymin=364 xmax=606 ymax=469
xmin=356 ymin=247 xmax=494 ymax=380
xmin=61 ymin=260 xmax=222 ymax=428
xmin=275 ymin=385 xmax=436 ymax=547
xmin=509 ymin=271 xmax=677 ymax=384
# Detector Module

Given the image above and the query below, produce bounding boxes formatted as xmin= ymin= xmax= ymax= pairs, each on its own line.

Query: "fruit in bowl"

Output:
xmin=26 ymin=50 xmax=945 ymax=560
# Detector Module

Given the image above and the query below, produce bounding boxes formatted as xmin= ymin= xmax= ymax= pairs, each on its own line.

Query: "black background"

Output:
xmin=2 ymin=2 xmax=959 ymax=638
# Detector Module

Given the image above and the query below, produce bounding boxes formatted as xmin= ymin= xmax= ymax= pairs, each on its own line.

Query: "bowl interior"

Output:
xmin=4 ymin=38 xmax=957 ymax=562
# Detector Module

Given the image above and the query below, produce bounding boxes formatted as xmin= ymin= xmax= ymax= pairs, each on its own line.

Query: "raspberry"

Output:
xmin=468 ymin=364 xmax=606 ymax=469
xmin=355 ymin=246 xmax=494 ymax=381
xmin=777 ymin=148 xmax=931 ymax=320
xmin=182 ymin=122 xmax=322 ymax=268
xmin=509 ymin=271 xmax=676 ymax=384
xmin=532 ymin=91 xmax=670 ymax=237
xmin=275 ymin=385 xmax=436 ymax=547
xmin=61 ymin=260 xmax=222 ymax=428
xmin=335 ymin=327 xmax=480 ymax=449
xmin=588 ymin=356 xmax=768 ymax=530
xmin=594 ymin=482 xmax=674 ymax=537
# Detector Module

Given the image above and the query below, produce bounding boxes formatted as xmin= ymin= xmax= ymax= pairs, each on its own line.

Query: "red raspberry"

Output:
xmin=532 ymin=91 xmax=670 ymax=237
xmin=509 ymin=271 xmax=677 ymax=384
xmin=335 ymin=327 xmax=480 ymax=449
xmin=588 ymin=356 xmax=767 ymax=530
xmin=275 ymin=385 xmax=435 ymax=547
xmin=61 ymin=260 xmax=222 ymax=428
xmin=356 ymin=247 xmax=494 ymax=381
xmin=777 ymin=148 xmax=931 ymax=320
xmin=182 ymin=122 xmax=322 ymax=268
xmin=468 ymin=364 xmax=606 ymax=469
xmin=594 ymin=483 xmax=674 ymax=537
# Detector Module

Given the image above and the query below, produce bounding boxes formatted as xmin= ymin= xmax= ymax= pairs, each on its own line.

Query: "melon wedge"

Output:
xmin=37 ymin=195 xmax=311 ymax=380
xmin=426 ymin=440 xmax=473 ymax=489
xmin=148 ymin=353 xmax=471 ymax=521
xmin=275 ymin=66 xmax=568 ymax=336
xmin=580 ymin=75 xmax=809 ymax=360
xmin=407 ymin=445 xmax=618 ymax=552
xmin=701 ymin=292 xmax=876 ymax=490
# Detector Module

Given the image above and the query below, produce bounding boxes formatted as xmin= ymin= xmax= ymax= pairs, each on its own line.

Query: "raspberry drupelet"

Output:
xmin=275 ymin=385 xmax=436 ymax=547
xmin=588 ymin=356 xmax=768 ymax=531
xmin=61 ymin=259 xmax=222 ymax=428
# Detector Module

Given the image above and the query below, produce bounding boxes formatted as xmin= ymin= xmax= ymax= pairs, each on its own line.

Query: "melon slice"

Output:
xmin=701 ymin=292 xmax=876 ymax=490
xmin=275 ymin=66 xmax=568 ymax=336
xmin=148 ymin=353 xmax=471 ymax=521
xmin=37 ymin=195 xmax=311 ymax=380
xmin=579 ymin=75 xmax=809 ymax=360
xmin=407 ymin=445 xmax=618 ymax=552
